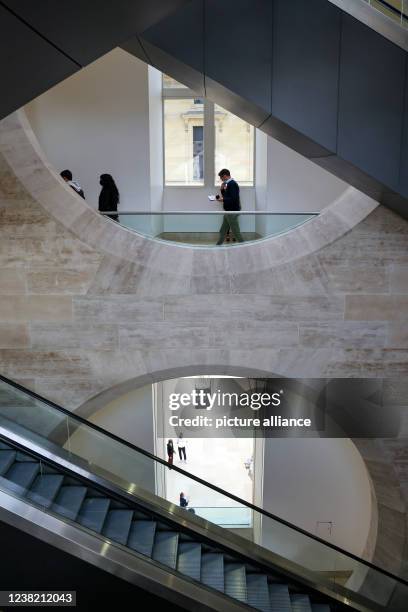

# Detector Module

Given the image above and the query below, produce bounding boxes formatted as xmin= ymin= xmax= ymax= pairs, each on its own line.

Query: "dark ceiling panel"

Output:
xmin=338 ymin=14 xmax=405 ymax=192
xmin=140 ymin=40 xmax=205 ymax=96
xmin=2 ymin=0 xmax=192 ymax=66
xmin=0 ymin=5 xmax=78 ymax=119
xmin=272 ymin=0 xmax=341 ymax=152
xmin=120 ymin=36 xmax=150 ymax=65
xmin=398 ymin=57 xmax=408 ymax=199
xmin=141 ymin=0 xmax=204 ymax=75
xmin=205 ymin=0 xmax=273 ymax=115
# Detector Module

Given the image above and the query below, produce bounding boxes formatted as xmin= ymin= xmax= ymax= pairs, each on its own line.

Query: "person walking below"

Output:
xmin=98 ymin=173 xmax=119 ymax=221
xmin=177 ymin=434 xmax=187 ymax=463
xmin=167 ymin=439 xmax=175 ymax=467
xmin=60 ymin=169 xmax=85 ymax=199
xmin=215 ymin=169 xmax=244 ymax=245
xmin=179 ymin=492 xmax=189 ymax=508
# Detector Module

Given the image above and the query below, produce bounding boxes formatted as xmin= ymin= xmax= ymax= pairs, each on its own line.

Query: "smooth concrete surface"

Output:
xmin=0 ymin=110 xmax=407 ymax=579
xmin=263 ymin=439 xmax=373 ymax=560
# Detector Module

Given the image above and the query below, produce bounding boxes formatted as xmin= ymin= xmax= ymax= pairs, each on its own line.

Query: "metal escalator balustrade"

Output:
xmin=363 ymin=0 xmax=408 ymax=26
xmin=0 ymin=437 xmax=334 ymax=611
xmin=0 ymin=374 xmax=407 ymax=611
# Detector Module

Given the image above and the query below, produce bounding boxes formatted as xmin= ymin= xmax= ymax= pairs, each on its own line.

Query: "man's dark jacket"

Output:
xmin=222 ymin=179 xmax=241 ymax=211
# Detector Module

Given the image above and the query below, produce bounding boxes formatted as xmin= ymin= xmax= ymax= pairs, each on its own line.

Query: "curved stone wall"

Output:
xmin=0 ymin=109 xmax=407 ymax=580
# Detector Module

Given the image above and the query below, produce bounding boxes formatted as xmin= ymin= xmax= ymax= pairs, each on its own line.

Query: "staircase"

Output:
xmin=0 ymin=437 xmax=333 ymax=611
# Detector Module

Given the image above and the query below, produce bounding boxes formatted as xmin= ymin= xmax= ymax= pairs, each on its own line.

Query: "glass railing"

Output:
xmin=191 ymin=506 xmax=252 ymax=528
xmin=0 ymin=374 xmax=407 ymax=611
xmin=99 ymin=211 xmax=318 ymax=247
xmin=363 ymin=0 xmax=408 ymax=26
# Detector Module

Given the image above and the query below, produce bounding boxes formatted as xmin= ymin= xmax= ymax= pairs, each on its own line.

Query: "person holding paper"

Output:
xmin=215 ymin=169 xmax=244 ymax=245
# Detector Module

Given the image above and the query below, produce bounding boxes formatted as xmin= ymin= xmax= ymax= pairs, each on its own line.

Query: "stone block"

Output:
xmin=118 ymin=323 xmax=210 ymax=350
xmin=164 ymin=294 xmax=344 ymax=322
xmin=210 ymin=321 xmax=299 ymax=349
xmin=299 ymin=322 xmax=386 ymax=349
xmin=387 ymin=322 xmax=408 ymax=348
xmin=30 ymin=323 xmax=118 ymax=350
xmin=73 ymin=296 xmax=164 ymax=322
xmin=390 ymin=265 xmax=408 ymax=293
xmin=0 ymin=349 xmax=91 ymax=377
xmin=322 ymin=263 xmax=389 ymax=294
xmin=0 ymin=269 xmax=26 ymax=294
xmin=0 ymin=324 xmax=29 ymax=348
xmin=27 ymin=268 xmax=99 ymax=294
xmin=0 ymin=295 xmax=72 ymax=321
xmin=345 ymin=295 xmax=408 ymax=321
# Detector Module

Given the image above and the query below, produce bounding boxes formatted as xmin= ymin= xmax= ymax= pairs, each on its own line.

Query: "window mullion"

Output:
xmin=204 ymin=100 xmax=215 ymax=188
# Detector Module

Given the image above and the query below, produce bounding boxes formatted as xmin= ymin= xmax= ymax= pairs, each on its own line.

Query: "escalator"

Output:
xmin=0 ymin=374 xmax=407 ymax=611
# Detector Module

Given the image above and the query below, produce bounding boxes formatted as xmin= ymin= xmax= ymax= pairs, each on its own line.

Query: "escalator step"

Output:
xmin=201 ymin=553 xmax=224 ymax=593
xmin=4 ymin=461 xmax=40 ymax=493
xmin=15 ymin=451 xmax=36 ymax=462
xmin=0 ymin=450 xmax=16 ymax=475
xmin=128 ymin=521 xmax=156 ymax=557
xmin=102 ymin=509 xmax=133 ymax=545
xmin=132 ymin=510 xmax=151 ymax=521
xmin=311 ymin=606 xmax=331 ymax=611
xmin=224 ymin=563 xmax=247 ymax=604
xmin=246 ymin=574 xmax=271 ymax=611
xmin=177 ymin=542 xmax=201 ymax=581
xmin=52 ymin=486 xmax=87 ymax=521
xmin=291 ymin=594 xmax=312 ymax=612
xmin=27 ymin=474 xmax=64 ymax=507
xmin=269 ymin=584 xmax=292 ymax=612
xmin=152 ymin=531 xmax=179 ymax=569
xmin=78 ymin=497 xmax=110 ymax=533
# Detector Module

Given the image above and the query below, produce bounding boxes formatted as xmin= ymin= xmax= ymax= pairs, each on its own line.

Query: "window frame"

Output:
xmin=162 ymin=81 xmax=255 ymax=188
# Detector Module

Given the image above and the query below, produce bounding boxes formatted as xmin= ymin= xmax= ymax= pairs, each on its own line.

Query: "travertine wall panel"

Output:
xmin=0 ymin=110 xmax=407 ymax=577
xmin=0 ymin=324 xmax=29 ymax=348
xmin=345 ymin=295 xmax=408 ymax=321
xmin=0 ymin=295 xmax=72 ymax=321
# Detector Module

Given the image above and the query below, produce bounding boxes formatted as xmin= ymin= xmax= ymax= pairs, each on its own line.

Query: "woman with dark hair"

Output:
xmin=98 ymin=173 xmax=119 ymax=221
xmin=179 ymin=492 xmax=188 ymax=508
xmin=167 ymin=439 xmax=175 ymax=468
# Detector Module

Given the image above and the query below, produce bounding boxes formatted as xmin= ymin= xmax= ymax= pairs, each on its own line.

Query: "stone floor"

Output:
xmin=164 ymin=437 xmax=254 ymax=521
xmin=157 ymin=232 xmax=261 ymax=245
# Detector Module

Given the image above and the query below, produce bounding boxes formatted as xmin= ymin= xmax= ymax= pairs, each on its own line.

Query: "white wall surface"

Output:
xmin=262 ymin=438 xmax=373 ymax=567
xmin=162 ymin=186 xmax=255 ymax=211
xmin=86 ymin=385 xmax=154 ymax=452
xmin=255 ymin=130 xmax=349 ymax=213
xmin=67 ymin=385 xmax=155 ymax=492
xmin=25 ymin=49 xmax=152 ymax=211
xmin=148 ymin=67 xmax=164 ymax=211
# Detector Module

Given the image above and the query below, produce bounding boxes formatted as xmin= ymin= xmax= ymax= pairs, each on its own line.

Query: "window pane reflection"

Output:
xmin=164 ymin=99 xmax=204 ymax=186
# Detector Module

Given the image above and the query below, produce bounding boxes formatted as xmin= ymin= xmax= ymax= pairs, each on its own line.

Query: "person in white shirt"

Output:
xmin=177 ymin=433 xmax=187 ymax=463
xmin=60 ymin=169 xmax=85 ymax=199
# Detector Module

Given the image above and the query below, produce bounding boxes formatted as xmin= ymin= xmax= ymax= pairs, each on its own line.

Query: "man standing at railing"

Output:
xmin=215 ymin=169 xmax=244 ymax=245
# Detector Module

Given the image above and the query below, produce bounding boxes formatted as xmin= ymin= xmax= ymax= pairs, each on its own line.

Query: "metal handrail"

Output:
xmin=99 ymin=211 xmax=319 ymax=215
xmin=0 ymin=372 xmax=407 ymax=587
